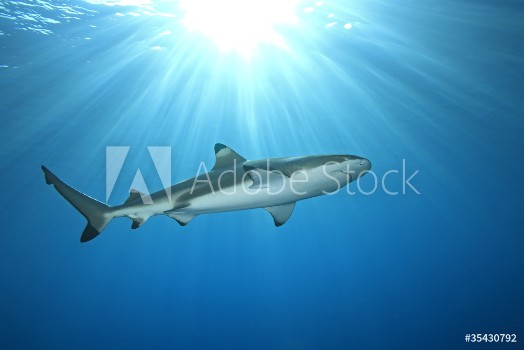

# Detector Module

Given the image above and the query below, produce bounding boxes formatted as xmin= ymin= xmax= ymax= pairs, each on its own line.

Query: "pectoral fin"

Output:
xmin=264 ymin=202 xmax=296 ymax=227
xmin=244 ymin=166 xmax=288 ymax=190
xmin=164 ymin=210 xmax=196 ymax=226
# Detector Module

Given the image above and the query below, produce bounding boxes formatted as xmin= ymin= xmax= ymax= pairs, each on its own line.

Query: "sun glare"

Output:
xmin=179 ymin=0 xmax=300 ymax=58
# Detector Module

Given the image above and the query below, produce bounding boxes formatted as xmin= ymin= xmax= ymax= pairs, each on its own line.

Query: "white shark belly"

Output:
xmin=183 ymin=187 xmax=302 ymax=214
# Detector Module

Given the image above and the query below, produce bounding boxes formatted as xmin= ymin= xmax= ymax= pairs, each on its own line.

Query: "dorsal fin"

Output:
xmin=212 ymin=143 xmax=247 ymax=170
xmin=125 ymin=189 xmax=146 ymax=204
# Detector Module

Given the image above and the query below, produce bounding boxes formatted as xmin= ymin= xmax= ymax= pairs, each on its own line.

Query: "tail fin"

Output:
xmin=41 ymin=165 xmax=113 ymax=242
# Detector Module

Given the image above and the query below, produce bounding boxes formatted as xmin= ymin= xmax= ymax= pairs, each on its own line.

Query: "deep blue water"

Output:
xmin=1 ymin=0 xmax=523 ymax=349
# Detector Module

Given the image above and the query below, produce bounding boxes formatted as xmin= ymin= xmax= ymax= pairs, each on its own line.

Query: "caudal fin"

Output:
xmin=41 ymin=165 xmax=113 ymax=242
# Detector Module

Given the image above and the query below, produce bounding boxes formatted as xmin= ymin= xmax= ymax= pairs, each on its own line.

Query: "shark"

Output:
xmin=42 ymin=144 xmax=371 ymax=242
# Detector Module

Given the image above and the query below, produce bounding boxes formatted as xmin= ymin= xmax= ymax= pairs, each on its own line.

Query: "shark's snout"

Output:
xmin=359 ymin=158 xmax=372 ymax=171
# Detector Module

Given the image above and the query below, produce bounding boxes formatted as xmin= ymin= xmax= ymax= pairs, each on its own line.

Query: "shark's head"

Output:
xmin=242 ymin=154 xmax=371 ymax=194
xmin=316 ymin=154 xmax=372 ymax=186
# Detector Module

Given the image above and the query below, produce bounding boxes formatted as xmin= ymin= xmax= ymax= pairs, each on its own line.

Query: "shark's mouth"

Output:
xmin=331 ymin=170 xmax=353 ymax=182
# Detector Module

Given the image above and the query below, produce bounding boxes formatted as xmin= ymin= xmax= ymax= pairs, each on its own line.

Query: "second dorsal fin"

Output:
xmin=125 ymin=189 xmax=146 ymax=204
xmin=212 ymin=143 xmax=247 ymax=170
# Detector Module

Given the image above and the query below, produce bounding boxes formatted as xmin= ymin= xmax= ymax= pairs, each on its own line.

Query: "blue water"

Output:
xmin=1 ymin=1 xmax=523 ymax=349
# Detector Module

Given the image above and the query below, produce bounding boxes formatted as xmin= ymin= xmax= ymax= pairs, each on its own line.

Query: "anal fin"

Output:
xmin=127 ymin=214 xmax=150 ymax=229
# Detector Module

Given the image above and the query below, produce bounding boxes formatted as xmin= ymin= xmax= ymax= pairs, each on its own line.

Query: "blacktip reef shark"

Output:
xmin=42 ymin=144 xmax=371 ymax=242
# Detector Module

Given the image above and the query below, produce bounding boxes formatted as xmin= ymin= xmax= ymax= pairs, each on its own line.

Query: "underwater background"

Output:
xmin=1 ymin=0 xmax=523 ymax=349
